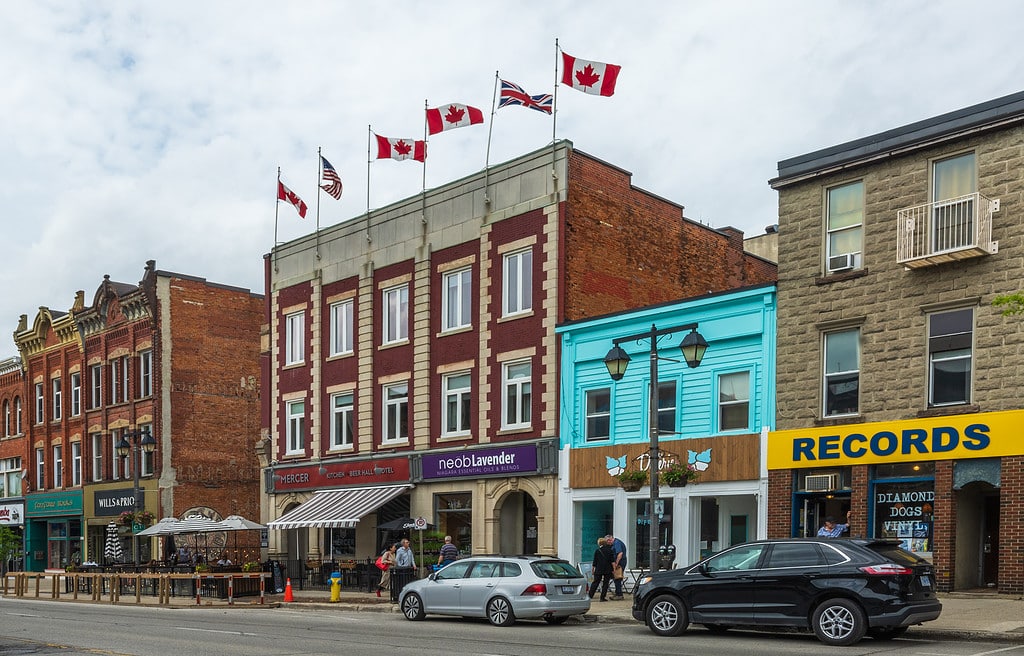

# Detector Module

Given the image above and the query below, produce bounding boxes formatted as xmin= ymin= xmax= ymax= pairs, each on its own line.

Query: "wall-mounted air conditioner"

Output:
xmin=827 ymin=252 xmax=860 ymax=273
xmin=805 ymin=473 xmax=838 ymax=492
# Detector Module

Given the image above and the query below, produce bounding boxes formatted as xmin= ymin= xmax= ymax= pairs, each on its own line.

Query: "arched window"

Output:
xmin=13 ymin=396 xmax=22 ymax=434
xmin=2 ymin=399 xmax=9 ymax=436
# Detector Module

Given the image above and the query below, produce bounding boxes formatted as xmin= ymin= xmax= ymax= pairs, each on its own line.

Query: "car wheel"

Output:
xmin=703 ymin=623 xmax=730 ymax=634
xmin=812 ymin=598 xmax=867 ymax=646
xmin=645 ymin=594 xmax=689 ymax=637
xmin=543 ymin=616 xmax=569 ymax=625
xmin=400 ymin=592 xmax=425 ymax=621
xmin=486 ymin=596 xmax=516 ymax=627
xmin=867 ymin=626 xmax=908 ymax=640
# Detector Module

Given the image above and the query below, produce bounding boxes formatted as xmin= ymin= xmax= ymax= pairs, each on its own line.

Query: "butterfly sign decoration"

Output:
xmin=688 ymin=448 xmax=713 ymax=472
xmin=605 ymin=455 xmax=628 ymax=477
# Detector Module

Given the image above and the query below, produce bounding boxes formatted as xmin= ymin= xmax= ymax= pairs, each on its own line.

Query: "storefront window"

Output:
xmin=632 ymin=498 xmax=673 ymax=569
xmin=435 ymin=493 xmax=472 ymax=556
xmin=576 ymin=500 xmax=613 ymax=565
xmin=323 ymin=529 xmax=356 ymax=559
xmin=873 ymin=467 xmax=934 ymax=559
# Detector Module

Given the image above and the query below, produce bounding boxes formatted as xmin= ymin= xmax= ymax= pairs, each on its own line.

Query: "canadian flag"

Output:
xmin=277 ymin=181 xmax=307 ymax=218
xmin=375 ymin=135 xmax=427 ymax=162
xmin=560 ymin=51 xmax=621 ymax=97
xmin=426 ymin=103 xmax=484 ymax=135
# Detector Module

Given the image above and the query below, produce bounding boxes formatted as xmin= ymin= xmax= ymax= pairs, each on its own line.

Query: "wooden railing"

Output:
xmin=2 ymin=571 xmax=269 ymax=605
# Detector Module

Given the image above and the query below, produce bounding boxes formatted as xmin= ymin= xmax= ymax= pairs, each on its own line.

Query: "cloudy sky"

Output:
xmin=2 ymin=1 xmax=1022 ymax=359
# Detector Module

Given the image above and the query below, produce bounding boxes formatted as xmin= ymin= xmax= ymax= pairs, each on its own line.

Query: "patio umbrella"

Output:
xmin=217 ymin=515 xmax=266 ymax=563
xmin=173 ymin=515 xmax=228 ymax=564
xmin=103 ymin=522 xmax=124 ymax=565
xmin=136 ymin=517 xmax=181 ymax=537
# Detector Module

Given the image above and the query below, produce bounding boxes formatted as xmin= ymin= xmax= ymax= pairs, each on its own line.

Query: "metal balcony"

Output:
xmin=896 ymin=193 xmax=998 ymax=268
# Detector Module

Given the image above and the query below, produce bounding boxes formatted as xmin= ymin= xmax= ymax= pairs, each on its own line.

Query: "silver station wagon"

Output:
xmin=399 ymin=555 xmax=591 ymax=626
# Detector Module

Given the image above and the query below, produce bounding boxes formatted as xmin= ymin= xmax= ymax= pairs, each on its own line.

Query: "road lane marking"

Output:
xmin=175 ymin=627 xmax=258 ymax=636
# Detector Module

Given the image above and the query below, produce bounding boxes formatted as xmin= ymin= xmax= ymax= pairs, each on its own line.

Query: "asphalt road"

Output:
xmin=3 ymin=599 xmax=1024 ymax=656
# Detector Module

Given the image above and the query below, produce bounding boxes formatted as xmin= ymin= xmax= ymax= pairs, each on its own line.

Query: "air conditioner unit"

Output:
xmin=805 ymin=474 xmax=838 ymax=492
xmin=827 ymin=252 xmax=859 ymax=272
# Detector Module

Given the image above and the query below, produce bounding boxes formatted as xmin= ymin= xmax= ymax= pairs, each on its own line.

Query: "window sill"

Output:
xmin=326 ymin=352 xmax=355 ymax=362
xmin=378 ymin=339 xmax=409 ymax=351
xmin=497 ymin=310 xmax=534 ymax=323
xmin=814 ymin=268 xmax=869 ymax=285
xmin=438 ymin=433 xmax=473 ymax=443
xmin=918 ymin=404 xmax=979 ymax=418
xmin=326 ymin=445 xmax=355 ymax=454
xmin=496 ymin=426 xmax=532 ymax=436
xmin=437 ymin=325 xmax=472 ymax=338
xmin=283 ymin=362 xmax=306 ymax=370
xmin=814 ymin=414 xmax=863 ymax=427
xmin=381 ymin=440 xmax=410 ymax=448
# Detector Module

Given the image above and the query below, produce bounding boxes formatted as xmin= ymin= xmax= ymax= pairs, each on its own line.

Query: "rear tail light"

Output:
xmin=521 ymin=583 xmax=547 ymax=596
xmin=859 ymin=564 xmax=913 ymax=576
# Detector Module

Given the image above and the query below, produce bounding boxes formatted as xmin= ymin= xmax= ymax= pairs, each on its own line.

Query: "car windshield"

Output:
xmin=869 ymin=543 xmax=930 ymax=566
xmin=531 ymin=560 xmax=582 ymax=579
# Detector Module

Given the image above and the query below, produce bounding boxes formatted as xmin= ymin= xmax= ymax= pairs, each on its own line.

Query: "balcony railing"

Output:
xmin=896 ymin=193 xmax=998 ymax=268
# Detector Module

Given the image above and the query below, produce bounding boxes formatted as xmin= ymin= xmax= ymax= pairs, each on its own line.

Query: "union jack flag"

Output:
xmin=319 ymin=155 xmax=342 ymax=200
xmin=498 ymin=79 xmax=553 ymax=115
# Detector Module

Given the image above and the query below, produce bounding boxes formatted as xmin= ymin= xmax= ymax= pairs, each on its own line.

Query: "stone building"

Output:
xmin=14 ymin=261 xmax=262 ymax=570
xmin=768 ymin=91 xmax=1024 ymax=593
xmin=261 ymin=141 xmax=776 ymax=568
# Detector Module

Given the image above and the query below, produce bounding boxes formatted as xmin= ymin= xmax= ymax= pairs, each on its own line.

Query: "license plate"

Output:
xmin=919 ymin=575 xmax=931 ymax=588
xmin=561 ymin=585 xmax=576 ymax=594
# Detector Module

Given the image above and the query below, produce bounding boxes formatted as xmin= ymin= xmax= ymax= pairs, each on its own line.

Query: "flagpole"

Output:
xmin=552 ymin=38 xmax=561 ymax=192
xmin=422 ymin=99 xmax=428 ymax=234
xmin=484 ymin=71 xmax=499 ymax=208
xmin=366 ymin=125 xmax=372 ymax=244
xmin=315 ymin=147 xmax=322 ymax=260
xmin=274 ymin=167 xmax=281 ymax=273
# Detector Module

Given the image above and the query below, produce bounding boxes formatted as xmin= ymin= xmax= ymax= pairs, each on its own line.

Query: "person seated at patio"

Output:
xmin=216 ymin=552 xmax=233 ymax=566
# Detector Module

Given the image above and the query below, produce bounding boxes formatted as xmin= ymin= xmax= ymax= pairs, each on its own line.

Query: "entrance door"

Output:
xmin=800 ymin=496 xmax=850 ymax=537
xmin=982 ymin=495 xmax=999 ymax=586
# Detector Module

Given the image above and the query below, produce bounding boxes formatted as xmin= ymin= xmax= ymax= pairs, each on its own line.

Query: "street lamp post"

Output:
xmin=604 ymin=323 xmax=708 ymax=575
xmin=117 ymin=428 xmax=156 ymax=566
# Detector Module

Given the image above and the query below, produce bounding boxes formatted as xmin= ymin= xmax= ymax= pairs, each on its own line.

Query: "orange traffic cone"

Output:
xmin=283 ymin=578 xmax=294 ymax=602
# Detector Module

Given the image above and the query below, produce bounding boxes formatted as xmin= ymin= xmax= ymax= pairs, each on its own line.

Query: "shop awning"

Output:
xmin=267 ymin=485 xmax=409 ymax=529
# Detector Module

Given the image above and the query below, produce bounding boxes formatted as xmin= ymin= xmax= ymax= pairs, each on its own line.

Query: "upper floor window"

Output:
xmin=383 ymin=285 xmax=409 ymax=345
xmin=52 ymin=378 xmax=62 ymax=421
xmin=330 ymin=392 xmax=354 ymax=449
xmin=657 ymin=381 xmax=677 ymax=435
xmin=442 ymin=268 xmax=472 ymax=331
xmin=585 ymin=388 xmax=610 ymax=442
xmin=932 ymin=152 xmax=977 ymax=252
xmin=285 ymin=312 xmax=305 ymax=365
xmin=2 ymin=400 xmax=9 ymax=437
xmin=35 ymin=447 xmax=45 ymax=489
xmin=14 ymin=397 xmax=21 ymax=434
xmin=111 ymin=356 xmax=130 ymax=404
xmin=139 ymin=425 xmax=155 ymax=476
xmin=442 ymin=372 xmax=471 ymax=437
xmin=0 ymin=457 xmax=22 ymax=498
xmin=91 ymin=432 xmax=103 ymax=482
xmin=823 ymin=329 xmax=859 ymax=417
xmin=90 ymin=364 xmax=103 ymax=409
xmin=383 ymin=383 xmax=409 ymax=443
xmin=71 ymin=442 xmax=82 ymax=487
xmin=34 ymin=383 xmax=44 ymax=424
xmin=286 ymin=400 xmax=305 ymax=454
xmin=329 ymin=300 xmax=354 ymax=356
xmin=718 ymin=371 xmax=750 ymax=431
xmin=70 ymin=372 xmax=81 ymax=416
xmin=928 ymin=308 xmax=973 ymax=406
xmin=139 ymin=350 xmax=153 ymax=398
xmin=502 ymin=249 xmax=533 ymax=316
xmin=111 ymin=430 xmax=124 ymax=481
xmin=502 ymin=360 xmax=532 ymax=429
xmin=826 ymin=180 xmax=863 ymax=273
xmin=52 ymin=445 xmax=63 ymax=488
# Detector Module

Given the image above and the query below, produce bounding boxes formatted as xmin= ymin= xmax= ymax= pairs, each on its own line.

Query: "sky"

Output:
xmin=2 ymin=1 xmax=1023 ymax=359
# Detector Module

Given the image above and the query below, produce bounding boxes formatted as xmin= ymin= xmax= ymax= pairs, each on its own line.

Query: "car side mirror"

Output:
xmin=698 ymin=562 xmax=711 ymax=576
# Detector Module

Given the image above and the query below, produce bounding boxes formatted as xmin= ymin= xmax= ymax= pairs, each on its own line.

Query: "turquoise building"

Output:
xmin=556 ymin=284 xmax=777 ymax=569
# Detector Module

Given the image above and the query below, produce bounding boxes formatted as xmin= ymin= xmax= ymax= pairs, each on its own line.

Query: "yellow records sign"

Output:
xmin=767 ymin=409 xmax=1024 ymax=470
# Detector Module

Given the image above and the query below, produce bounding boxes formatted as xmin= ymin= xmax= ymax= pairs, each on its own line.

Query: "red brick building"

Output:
xmin=14 ymin=261 xmax=263 ymax=570
xmin=262 ymin=142 xmax=776 ymax=567
xmin=0 ymin=356 xmax=26 ymax=571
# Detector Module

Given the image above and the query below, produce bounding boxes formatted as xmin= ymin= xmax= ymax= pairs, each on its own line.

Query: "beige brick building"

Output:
xmin=767 ymin=92 xmax=1024 ymax=593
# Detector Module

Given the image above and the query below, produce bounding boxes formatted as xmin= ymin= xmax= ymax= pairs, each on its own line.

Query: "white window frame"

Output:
xmin=35 ymin=448 xmax=45 ymax=489
xmin=285 ymin=311 xmax=305 ymax=365
xmin=34 ymin=383 xmax=43 ymax=424
xmin=139 ymin=350 xmax=153 ymax=398
xmin=502 ymin=249 xmax=533 ymax=316
xmin=70 ymin=372 xmax=81 ymax=417
xmin=140 ymin=425 xmax=154 ymax=476
xmin=1 ymin=457 xmax=22 ymax=498
xmin=501 ymin=360 xmax=532 ymax=430
xmin=442 ymin=268 xmax=472 ymax=331
xmin=14 ymin=397 xmax=21 ymax=434
xmin=52 ymin=445 xmax=63 ymax=488
xmin=717 ymin=371 xmax=751 ymax=432
xmin=71 ymin=442 xmax=82 ymax=487
xmin=111 ymin=359 xmax=120 ymax=404
xmin=2 ymin=400 xmax=9 ymax=437
xmin=329 ymin=300 xmax=354 ymax=356
xmin=90 ymin=365 xmax=102 ymax=409
xmin=656 ymin=381 xmax=677 ymax=436
xmin=442 ymin=372 xmax=472 ymax=437
xmin=382 ymin=285 xmax=409 ymax=345
xmin=585 ymin=387 xmax=611 ymax=442
xmin=383 ymin=382 xmax=409 ymax=443
xmin=92 ymin=432 xmax=104 ymax=482
xmin=330 ymin=392 xmax=354 ymax=449
xmin=286 ymin=400 xmax=305 ymax=454
xmin=823 ymin=329 xmax=860 ymax=417
xmin=825 ymin=180 xmax=864 ymax=272
xmin=111 ymin=430 xmax=122 ymax=481
xmin=52 ymin=378 xmax=62 ymax=421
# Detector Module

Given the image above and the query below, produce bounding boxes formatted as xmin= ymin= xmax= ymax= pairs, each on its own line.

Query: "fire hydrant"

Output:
xmin=329 ymin=572 xmax=342 ymax=602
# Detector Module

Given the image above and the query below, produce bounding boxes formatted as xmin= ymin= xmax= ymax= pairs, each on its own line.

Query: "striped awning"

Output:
xmin=267 ymin=485 xmax=409 ymax=529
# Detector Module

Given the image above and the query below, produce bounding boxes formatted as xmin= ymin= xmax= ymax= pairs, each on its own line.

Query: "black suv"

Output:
xmin=631 ymin=538 xmax=941 ymax=646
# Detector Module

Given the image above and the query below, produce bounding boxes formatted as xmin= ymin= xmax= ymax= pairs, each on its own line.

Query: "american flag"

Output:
xmin=498 ymin=79 xmax=553 ymax=115
xmin=319 ymin=156 xmax=343 ymax=200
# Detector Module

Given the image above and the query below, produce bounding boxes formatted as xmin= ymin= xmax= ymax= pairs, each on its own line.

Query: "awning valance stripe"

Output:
xmin=267 ymin=485 xmax=409 ymax=529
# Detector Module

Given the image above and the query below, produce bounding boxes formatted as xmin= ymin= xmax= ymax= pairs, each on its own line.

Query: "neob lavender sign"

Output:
xmin=422 ymin=444 xmax=538 ymax=480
